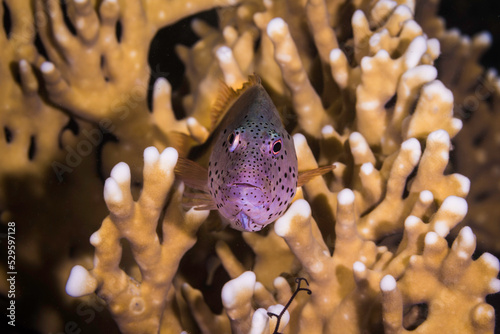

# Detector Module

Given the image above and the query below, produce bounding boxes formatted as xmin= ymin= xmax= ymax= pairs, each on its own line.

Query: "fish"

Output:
xmin=175 ymin=75 xmax=334 ymax=232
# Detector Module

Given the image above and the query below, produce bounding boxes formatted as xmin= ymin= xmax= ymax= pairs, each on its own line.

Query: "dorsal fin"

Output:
xmin=168 ymin=131 xmax=192 ymax=156
xmin=297 ymin=165 xmax=336 ymax=187
xmin=210 ymin=74 xmax=261 ymax=130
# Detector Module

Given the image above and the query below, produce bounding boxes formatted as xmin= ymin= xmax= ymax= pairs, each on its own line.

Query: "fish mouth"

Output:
xmin=236 ymin=211 xmax=263 ymax=232
xmin=231 ymin=182 xmax=261 ymax=189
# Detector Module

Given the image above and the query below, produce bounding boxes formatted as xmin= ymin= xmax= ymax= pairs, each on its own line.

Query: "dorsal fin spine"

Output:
xmin=210 ymin=74 xmax=261 ymax=130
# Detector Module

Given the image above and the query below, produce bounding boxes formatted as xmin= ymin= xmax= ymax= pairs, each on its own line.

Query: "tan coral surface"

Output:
xmin=0 ymin=0 xmax=499 ymax=333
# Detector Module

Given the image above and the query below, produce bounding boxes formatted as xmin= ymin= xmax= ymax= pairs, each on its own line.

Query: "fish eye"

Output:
xmin=228 ymin=132 xmax=240 ymax=152
xmin=271 ymin=139 xmax=282 ymax=155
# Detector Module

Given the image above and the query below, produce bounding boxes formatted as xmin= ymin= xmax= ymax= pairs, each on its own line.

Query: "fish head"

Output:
xmin=209 ymin=116 xmax=298 ymax=232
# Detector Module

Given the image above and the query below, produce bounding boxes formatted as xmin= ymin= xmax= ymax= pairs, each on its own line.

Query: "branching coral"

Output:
xmin=34 ymin=0 xmax=237 ymax=175
xmin=66 ymin=147 xmax=209 ymax=333
xmin=1 ymin=0 xmax=499 ymax=333
xmin=186 ymin=130 xmax=495 ymax=332
xmin=0 ymin=0 xmax=70 ymax=203
xmin=69 ymin=0 xmax=498 ymax=331
xmin=415 ymin=0 xmax=500 ymax=253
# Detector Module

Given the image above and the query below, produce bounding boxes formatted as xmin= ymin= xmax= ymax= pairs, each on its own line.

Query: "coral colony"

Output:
xmin=0 ymin=0 xmax=499 ymax=333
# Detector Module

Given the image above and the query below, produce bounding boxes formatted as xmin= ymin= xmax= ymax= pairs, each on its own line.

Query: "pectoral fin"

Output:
xmin=297 ymin=165 xmax=336 ymax=187
xmin=181 ymin=191 xmax=217 ymax=211
xmin=175 ymin=157 xmax=210 ymax=192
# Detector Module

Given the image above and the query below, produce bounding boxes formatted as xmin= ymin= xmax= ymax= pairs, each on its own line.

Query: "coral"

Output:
xmin=66 ymin=147 xmax=209 ymax=333
xmin=0 ymin=0 xmax=70 ymax=204
xmin=415 ymin=0 xmax=500 ymax=253
xmin=181 ymin=134 xmax=497 ymax=332
xmin=1 ymin=0 xmax=499 ymax=333
xmin=36 ymin=0 xmax=236 ymax=175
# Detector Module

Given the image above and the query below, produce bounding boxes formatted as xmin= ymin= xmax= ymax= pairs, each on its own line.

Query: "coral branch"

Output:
xmin=4 ymin=0 xmax=497 ymax=333
xmin=222 ymin=271 xmax=256 ymax=334
xmin=66 ymin=147 xmax=209 ymax=333
xmin=266 ymin=17 xmax=332 ymax=137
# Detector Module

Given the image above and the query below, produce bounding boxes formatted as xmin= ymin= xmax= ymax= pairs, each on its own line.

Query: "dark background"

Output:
xmin=440 ymin=0 xmax=499 ymax=71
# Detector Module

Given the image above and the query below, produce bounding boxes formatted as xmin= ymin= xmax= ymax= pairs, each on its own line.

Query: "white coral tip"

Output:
xmin=453 ymin=174 xmax=470 ymax=195
xmin=221 ymin=271 xmax=256 ymax=308
xmin=451 ymin=118 xmax=463 ymax=132
xmin=353 ymin=261 xmax=366 ymax=273
xmin=349 ymin=132 xmax=368 ymax=154
xmin=267 ymin=17 xmax=286 ymax=36
xmin=427 ymin=38 xmax=441 ymax=56
xmin=329 ymin=48 xmax=342 ymax=62
xmin=441 ymin=196 xmax=468 ymax=217
xmin=404 ymin=65 xmax=437 ymax=82
xmin=428 ymin=129 xmax=450 ymax=145
xmin=352 ymin=10 xmax=366 ymax=25
xmin=66 ymin=265 xmax=97 ymax=297
xmin=19 ymin=59 xmax=29 ymax=70
xmin=380 ymin=275 xmax=396 ymax=292
xmin=433 ymin=220 xmax=450 ymax=237
xmin=458 ymin=226 xmax=475 ymax=247
xmin=154 ymin=77 xmax=170 ymax=94
xmin=216 ymin=46 xmax=232 ymax=62
xmin=360 ymin=162 xmax=374 ymax=175
xmin=404 ymin=215 xmax=420 ymax=228
xmin=490 ymin=279 xmax=500 ymax=293
xmin=349 ymin=131 xmax=363 ymax=142
xmin=267 ymin=304 xmax=290 ymax=331
xmin=338 ymin=188 xmax=355 ymax=205
xmin=322 ymin=125 xmax=335 ymax=136
xmin=475 ymin=31 xmax=492 ymax=46
xmin=158 ymin=147 xmax=178 ymax=173
xmin=40 ymin=61 xmax=55 ymax=73
xmin=292 ymin=133 xmax=307 ymax=146
xmin=249 ymin=308 xmax=270 ymax=334
xmin=403 ymin=20 xmax=421 ymax=34
xmin=144 ymin=146 xmax=160 ymax=165
xmin=424 ymin=81 xmax=453 ymax=103
xmin=375 ymin=49 xmax=390 ymax=60
xmin=480 ymin=253 xmax=500 ymax=271
xmin=275 ymin=199 xmax=310 ymax=237
xmin=186 ymin=117 xmax=198 ymax=128
xmin=89 ymin=231 xmax=101 ymax=246
xmin=419 ymin=190 xmax=433 ymax=203
xmin=103 ymin=177 xmax=123 ymax=203
xmin=273 ymin=276 xmax=288 ymax=289
xmin=394 ymin=4 xmax=412 ymax=17
xmin=425 ymin=231 xmax=439 ymax=245
xmin=110 ymin=162 xmax=131 ymax=184
xmin=405 ymin=36 xmax=426 ymax=68
xmin=401 ymin=138 xmax=421 ymax=164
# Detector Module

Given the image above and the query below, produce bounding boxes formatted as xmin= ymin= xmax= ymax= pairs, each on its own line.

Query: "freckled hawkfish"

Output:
xmin=175 ymin=75 xmax=334 ymax=232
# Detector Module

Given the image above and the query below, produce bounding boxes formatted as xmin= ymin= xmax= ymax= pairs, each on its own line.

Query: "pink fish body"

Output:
xmin=208 ymin=78 xmax=298 ymax=231
xmin=175 ymin=76 xmax=333 ymax=232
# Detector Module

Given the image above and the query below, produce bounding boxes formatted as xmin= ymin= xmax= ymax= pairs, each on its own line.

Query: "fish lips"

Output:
xmin=226 ymin=183 xmax=270 ymax=231
xmin=230 ymin=182 xmax=266 ymax=208
xmin=231 ymin=182 xmax=262 ymax=189
xmin=236 ymin=211 xmax=266 ymax=232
